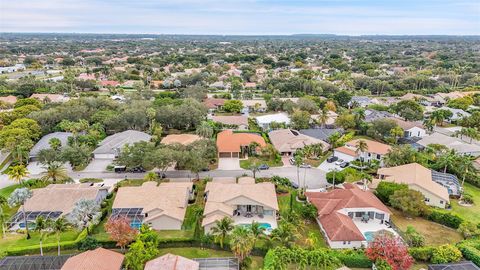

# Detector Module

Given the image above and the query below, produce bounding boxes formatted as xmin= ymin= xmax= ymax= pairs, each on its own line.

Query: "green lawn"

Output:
xmin=0 ymin=183 xmax=20 ymax=198
xmin=156 ymin=247 xmax=264 ymax=270
xmin=440 ymin=183 xmax=480 ymax=224
xmin=0 ymin=230 xmax=80 ymax=254
xmin=390 ymin=208 xmax=463 ymax=246
xmin=240 ymin=156 xmax=283 ymax=169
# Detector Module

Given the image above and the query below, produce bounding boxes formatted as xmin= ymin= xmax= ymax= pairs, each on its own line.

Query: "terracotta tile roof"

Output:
xmin=145 ymin=254 xmax=199 ymax=270
xmin=334 ymin=146 xmax=358 ymax=157
xmin=387 ymin=117 xmax=424 ymax=130
xmin=211 ymin=115 xmax=248 ymax=126
xmin=346 ymin=139 xmax=392 ymax=155
xmin=216 ymin=130 xmax=266 ymax=153
xmin=377 ymin=163 xmax=450 ymax=201
xmin=203 ymin=98 xmax=226 ymax=109
xmin=161 ymin=134 xmax=201 ymax=145
xmin=61 ymin=248 xmax=124 ymax=270
xmin=306 ymin=184 xmax=391 ymax=242
xmin=269 ymin=129 xmax=329 ymax=153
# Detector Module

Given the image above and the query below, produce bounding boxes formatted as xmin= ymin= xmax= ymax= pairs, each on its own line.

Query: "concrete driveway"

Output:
xmin=27 ymin=161 xmax=73 ymax=175
xmin=217 ymin=158 xmax=241 ymax=170
xmin=318 ymin=160 xmax=345 ymax=172
xmin=84 ymin=159 xmax=113 ymax=172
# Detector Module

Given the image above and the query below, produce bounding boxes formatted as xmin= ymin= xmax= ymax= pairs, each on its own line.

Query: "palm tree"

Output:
xmin=229 ymin=226 xmax=255 ymax=264
xmin=7 ymin=165 xmax=29 ymax=185
xmin=48 ymin=217 xmax=70 ymax=255
xmin=41 ymin=162 xmax=69 ymax=183
xmin=270 ymin=222 xmax=297 ymax=248
xmin=196 ymin=121 xmax=213 ymax=138
xmin=249 ymin=221 xmax=266 ymax=246
xmin=211 ymin=217 xmax=234 ymax=248
xmin=390 ymin=126 xmax=404 ymax=144
xmin=317 ymin=108 xmax=329 ymax=128
xmin=430 ymin=110 xmax=445 ymax=127
xmin=48 ymin=138 xmax=62 ymax=152
xmin=0 ymin=196 xmax=7 ymax=239
xmin=8 ymin=188 xmax=33 ymax=239
xmin=35 ymin=216 xmax=48 ymax=256
xmin=355 ymin=140 xmax=368 ymax=169
xmin=328 ymin=132 xmax=341 ymax=155
xmin=456 ymin=155 xmax=476 ymax=187
xmin=144 ymin=171 xmax=159 ymax=182
xmin=436 ymin=150 xmax=457 ymax=173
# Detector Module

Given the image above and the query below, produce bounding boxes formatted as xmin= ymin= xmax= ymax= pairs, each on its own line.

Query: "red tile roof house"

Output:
xmin=306 ymin=184 xmax=392 ymax=249
xmin=203 ymin=98 xmax=226 ymax=112
xmin=334 ymin=139 xmax=392 ymax=166
xmin=216 ymin=130 xmax=266 ymax=158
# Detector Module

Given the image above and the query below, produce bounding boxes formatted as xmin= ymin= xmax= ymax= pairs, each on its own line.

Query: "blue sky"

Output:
xmin=1 ymin=0 xmax=479 ymax=35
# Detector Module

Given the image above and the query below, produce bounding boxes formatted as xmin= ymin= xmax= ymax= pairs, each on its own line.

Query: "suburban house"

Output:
xmin=388 ymin=118 xmax=427 ymax=138
xmin=417 ymin=132 xmax=480 ymax=156
xmin=334 ymin=139 xmax=392 ymax=165
xmin=92 ymin=130 xmax=152 ymax=159
xmin=364 ymin=109 xmax=394 ymax=123
xmin=111 ymin=182 xmax=193 ymax=230
xmin=216 ymin=130 xmax=266 ymax=158
xmin=242 ymin=99 xmax=267 ymax=113
xmin=29 ymin=132 xmax=72 ymax=161
xmin=306 ymin=183 xmax=393 ymax=249
xmin=299 ymin=128 xmax=344 ymax=143
xmin=202 ymin=177 xmax=278 ymax=233
xmin=210 ymin=115 xmax=249 ymax=130
xmin=61 ymin=248 xmax=124 ymax=270
xmin=161 ymin=134 xmax=201 ymax=145
xmin=203 ymin=98 xmax=226 ymax=112
xmin=437 ymin=107 xmax=471 ymax=122
xmin=376 ymin=163 xmax=453 ymax=208
xmin=311 ymin=110 xmax=338 ymax=127
xmin=8 ymin=184 xmax=108 ymax=230
xmin=145 ymin=254 xmax=199 ymax=270
xmin=348 ymin=96 xmax=381 ymax=108
xmin=268 ymin=129 xmax=330 ymax=156
xmin=30 ymin=93 xmax=70 ymax=103
xmin=255 ymin=113 xmax=290 ymax=130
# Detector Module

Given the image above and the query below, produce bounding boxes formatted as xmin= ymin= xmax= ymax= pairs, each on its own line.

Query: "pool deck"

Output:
xmin=353 ymin=218 xmax=397 ymax=240
xmin=233 ymin=215 xmax=278 ymax=230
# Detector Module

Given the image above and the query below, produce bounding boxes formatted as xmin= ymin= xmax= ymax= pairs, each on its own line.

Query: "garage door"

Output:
xmin=219 ymin=152 xmax=232 ymax=158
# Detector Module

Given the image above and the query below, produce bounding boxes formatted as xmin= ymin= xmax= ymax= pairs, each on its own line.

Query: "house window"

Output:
xmin=145 ymin=213 xmax=148 ymax=218
xmin=376 ymin=154 xmax=381 ymax=159
xmin=440 ymin=201 xmax=444 ymax=204
xmin=264 ymin=210 xmax=273 ymax=216
xmin=247 ymin=205 xmax=252 ymax=212
xmin=368 ymin=153 xmax=371 ymax=157
xmin=425 ymin=198 xmax=430 ymax=202
xmin=355 ymin=212 xmax=363 ymax=218
xmin=375 ymin=213 xmax=385 ymax=220
xmin=343 ymin=241 xmax=346 ymax=245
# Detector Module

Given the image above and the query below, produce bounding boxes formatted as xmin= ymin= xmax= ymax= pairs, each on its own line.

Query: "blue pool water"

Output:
xmin=363 ymin=231 xmax=375 ymax=242
xmin=239 ymin=223 xmax=272 ymax=230
xmin=130 ymin=221 xmax=142 ymax=229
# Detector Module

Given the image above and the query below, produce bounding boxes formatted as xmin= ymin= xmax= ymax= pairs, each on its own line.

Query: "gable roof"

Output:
xmin=255 ymin=113 xmax=290 ymax=125
xmin=145 ymin=254 xmax=199 ymax=270
xmin=61 ymin=248 xmax=124 ymax=270
xmin=211 ymin=115 xmax=248 ymax=126
xmin=387 ymin=117 xmax=424 ymax=130
xmin=202 ymin=178 xmax=278 ymax=226
xmin=345 ymin=139 xmax=392 ymax=155
xmin=298 ymin=128 xmax=344 ymax=141
xmin=269 ymin=129 xmax=329 ymax=153
xmin=216 ymin=130 xmax=266 ymax=153
xmin=93 ymin=130 xmax=151 ymax=155
xmin=377 ymin=163 xmax=450 ymax=201
xmin=29 ymin=132 xmax=72 ymax=158
xmin=417 ymin=132 xmax=480 ymax=154
xmin=24 ymin=183 xmax=107 ymax=214
xmin=0 ymin=95 xmax=17 ymax=104
xmin=306 ymin=184 xmax=390 ymax=241
xmin=203 ymin=98 xmax=226 ymax=109
xmin=113 ymin=182 xmax=193 ymax=222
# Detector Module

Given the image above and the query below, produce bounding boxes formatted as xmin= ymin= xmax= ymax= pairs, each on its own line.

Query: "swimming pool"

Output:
xmin=363 ymin=231 xmax=375 ymax=242
xmin=238 ymin=223 xmax=273 ymax=233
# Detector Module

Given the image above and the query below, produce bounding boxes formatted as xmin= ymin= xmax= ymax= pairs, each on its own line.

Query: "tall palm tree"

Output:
xmin=48 ymin=217 xmax=70 ymax=256
xmin=456 ymin=155 xmax=476 ymax=187
xmin=249 ymin=221 xmax=266 ymax=247
xmin=436 ymin=150 xmax=457 ymax=173
xmin=7 ymin=165 xmax=29 ymax=185
xmin=41 ymin=162 xmax=69 ymax=183
xmin=270 ymin=222 xmax=298 ymax=248
xmin=355 ymin=140 xmax=368 ymax=169
xmin=211 ymin=217 xmax=234 ymax=248
xmin=328 ymin=132 xmax=341 ymax=156
xmin=229 ymin=226 xmax=255 ymax=264
xmin=35 ymin=216 xmax=48 ymax=256
xmin=317 ymin=108 xmax=329 ymax=128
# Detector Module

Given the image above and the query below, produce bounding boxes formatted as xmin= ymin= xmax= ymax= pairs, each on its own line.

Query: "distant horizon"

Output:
xmin=2 ymin=0 xmax=479 ymax=35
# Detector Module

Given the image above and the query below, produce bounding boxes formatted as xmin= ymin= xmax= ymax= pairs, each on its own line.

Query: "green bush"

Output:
xmin=426 ymin=210 xmax=463 ymax=229
xmin=333 ymin=250 xmax=372 ymax=268
xmin=79 ymin=178 xmax=103 ymax=183
xmin=431 ymin=244 xmax=462 ymax=264
xmin=77 ymin=236 xmax=100 ymax=251
xmin=375 ymin=259 xmax=393 ymax=270
xmin=409 ymin=246 xmax=434 ymax=262
xmin=374 ymin=181 xmax=408 ymax=204
xmin=457 ymin=238 xmax=480 ymax=266
xmin=404 ymin=226 xmax=425 ymax=247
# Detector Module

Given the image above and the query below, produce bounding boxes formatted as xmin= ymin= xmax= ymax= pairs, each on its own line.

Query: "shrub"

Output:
xmin=426 ymin=210 xmax=463 ymax=229
xmin=375 ymin=181 xmax=408 ymax=204
xmin=409 ymin=246 xmax=434 ymax=262
xmin=457 ymin=239 xmax=480 ymax=266
xmin=430 ymin=244 xmax=462 ymax=264
xmin=404 ymin=226 xmax=425 ymax=247
xmin=79 ymin=178 xmax=103 ymax=183
xmin=77 ymin=236 xmax=100 ymax=251
xmin=390 ymin=189 xmax=429 ymax=217
xmin=462 ymin=193 xmax=474 ymax=204
xmin=458 ymin=222 xmax=480 ymax=239
xmin=375 ymin=259 xmax=393 ymax=270
xmin=298 ymin=203 xmax=317 ymax=220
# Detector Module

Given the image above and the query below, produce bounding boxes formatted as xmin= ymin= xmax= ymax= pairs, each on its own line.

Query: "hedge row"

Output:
xmin=409 ymin=244 xmax=462 ymax=264
xmin=425 ymin=210 xmax=463 ymax=229
xmin=457 ymin=239 xmax=480 ymax=266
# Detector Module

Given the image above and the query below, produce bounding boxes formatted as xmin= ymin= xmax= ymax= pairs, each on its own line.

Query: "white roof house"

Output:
xmin=255 ymin=113 xmax=290 ymax=129
xmin=92 ymin=130 xmax=151 ymax=159
xmin=29 ymin=132 xmax=72 ymax=160
xmin=417 ymin=132 xmax=480 ymax=156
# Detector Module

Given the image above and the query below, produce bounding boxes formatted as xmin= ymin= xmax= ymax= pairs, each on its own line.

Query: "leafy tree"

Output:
xmin=61 ymin=144 xmax=91 ymax=168
xmin=0 ymin=197 xmax=7 ymax=238
xmin=333 ymin=90 xmax=352 ymax=107
xmin=230 ymin=226 xmax=256 ymax=264
xmin=290 ymin=110 xmax=311 ymax=130
xmin=383 ymin=145 xmax=427 ymax=167
xmin=447 ymin=96 xmax=474 ymax=110
xmin=68 ymin=198 xmax=101 ymax=234
xmin=105 ymin=216 xmax=138 ymax=251
xmin=367 ymin=119 xmax=398 ymax=141
xmin=393 ymin=100 xmax=424 ymax=121
xmin=375 ymin=182 xmax=408 ymax=204
xmin=7 ymin=165 xmax=29 ymax=184
xmin=223 ymin=100 xmax=243 ymax=113
xmin=334 ymin=113 xmax=355 ymax=129
xmin=297 ymin=97 xmax=319 ymax=113
xmin=48 ymin=217 xmax=70 ymax=255
xmin=211 ymin=217 xmax=234 ymax=248
xmin=8 ymin=188 xmax=33 ymax=238
xmin=390 ymin=189 xmax=429 ymax=217
xmin=365 ymin=232 xmax=414 ymax=270
xmin=431 ymin=244 xmax=462 ymax=264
